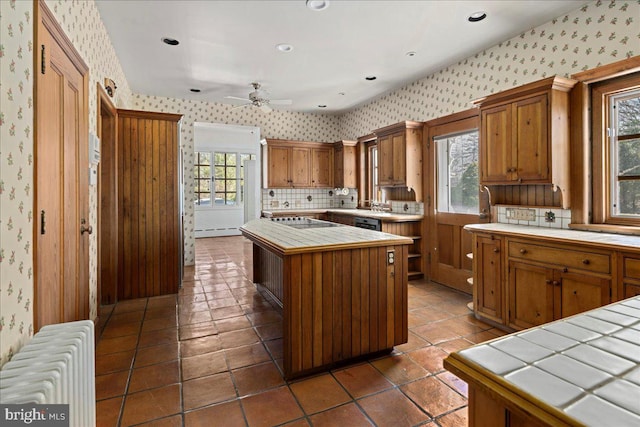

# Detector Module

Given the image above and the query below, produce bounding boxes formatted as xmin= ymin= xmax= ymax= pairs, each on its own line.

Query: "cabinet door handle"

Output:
xmin=552 ymin=280 xmax=560 ymax=286
xmin=520 ymin=249 xmax=527 ymax=255
xmin=493 ymin=248 xmax=500 ymax=253
xmin=582 ymin=259 xmax=590 ymax=265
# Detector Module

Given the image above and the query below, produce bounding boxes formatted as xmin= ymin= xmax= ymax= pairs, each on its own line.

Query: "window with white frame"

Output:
xmin=194 ymin=151 xmax=255 ymax=208
xmin=435 ymin=130 xmax=479 ymax=214
xmin=592 ymin=72 xmax=640 ymax=225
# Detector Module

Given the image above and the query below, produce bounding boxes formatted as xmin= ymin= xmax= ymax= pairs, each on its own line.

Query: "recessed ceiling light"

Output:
xmin=406 ymin=51 xmax=417 ymax=57
xmin=276 ymin=43 xmax=294 ymax=53
xmin=162 ymin=37 xmax=180 ymax=46
xmin=468 ymin=11 xmax=487 ymax=22
xmin=306 ymin=0 xmax=330 ymax=11
xmin=338 ymin=92 xmax=345 ymax=96
xmin=318 ymin=105 xmax=327 ymax=108
xmin=190 ymin=89 xmax=201 ymax=93
xmin=365 ymin=76 xmax=377 ymax=81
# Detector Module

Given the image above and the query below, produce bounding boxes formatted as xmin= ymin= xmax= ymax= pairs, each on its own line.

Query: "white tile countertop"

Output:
xmin=464 ymin=223 xmax=640 ymax=252
xmin=240 ymin=218 xmax=413 ymax=255
xmin=454 ymin=296 xmax=640 ymax=426
xmin=262 ymin=208 xmax=424 ymax=222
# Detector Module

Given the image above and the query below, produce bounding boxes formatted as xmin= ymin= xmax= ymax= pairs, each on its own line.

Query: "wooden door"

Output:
xmin=426 ymin=111 xmax=486 ymax=293
xmin=35 ymin=2 xmax=89 ymax=329
xmin=480 ymin=103 xmax=512 ymax=183
xmin=558 ymin=272 xmax=610 ymax=319
xmin=291 ymin=147 xmax=311 ymax=187
xmin=268 ymin=145 xmax=291 ymax=187
xmin=97 ymin=84 xmax=118 ymax=305
xmin=117 ymin=110 xmax=183 ymax=299
xmin=378 ymin=135 xmax=394 ymax=185
xmin=311 ymin=147 xmax=333 ymax=187
xmin=508 ymin=261 xmax=554 ymax=329
xmin=475 ymin=235 xmax=503 ymax=323
xmin=514 ymin=94 xmax=548 ymax=182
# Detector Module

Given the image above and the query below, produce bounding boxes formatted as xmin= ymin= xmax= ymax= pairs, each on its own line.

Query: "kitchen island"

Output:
xmin=444 ymin=295 xmax=640 ymax=427
xmin=240 ymin=218 xmax=413 ymax=379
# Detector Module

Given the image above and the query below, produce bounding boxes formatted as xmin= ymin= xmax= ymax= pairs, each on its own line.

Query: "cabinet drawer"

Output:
xmin=508 ymin=241 xmax=610 ymax=274
xmin=624 ymin=257 xmax=640 ymax=280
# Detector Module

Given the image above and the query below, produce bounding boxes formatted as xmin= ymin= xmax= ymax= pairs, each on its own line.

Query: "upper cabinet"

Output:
xmin=334 ymin=140 xmax=357 ymax=188
xmin=266 ymin=139 xmax=333 ymax=188
xmin=374 ymin=121 xmax=423 ymax=200
xmin=473 ymin=76 xmax=576 ymax=208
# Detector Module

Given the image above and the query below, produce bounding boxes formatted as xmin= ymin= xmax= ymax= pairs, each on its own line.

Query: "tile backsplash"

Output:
xmin=496 ymin=205 xmax=572 ymax=229
xmin=389 ymin=201 xmax=424 ymax=215
xmin=262 ymin=188 xmax=358 ymax=210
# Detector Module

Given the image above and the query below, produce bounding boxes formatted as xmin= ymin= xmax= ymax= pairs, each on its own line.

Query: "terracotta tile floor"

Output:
xmin=95 ymin=236 xmax=506 ymax=427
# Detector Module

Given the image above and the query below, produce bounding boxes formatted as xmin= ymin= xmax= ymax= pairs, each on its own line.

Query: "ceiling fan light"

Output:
xmin=306 ymin=0 xmax=329 ymax=11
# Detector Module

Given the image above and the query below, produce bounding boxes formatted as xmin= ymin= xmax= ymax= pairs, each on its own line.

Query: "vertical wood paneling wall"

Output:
xmin=117 ymin=109 xmax=183 ymax=299
xmin=252 ymin=243 xmax=409 ymax=378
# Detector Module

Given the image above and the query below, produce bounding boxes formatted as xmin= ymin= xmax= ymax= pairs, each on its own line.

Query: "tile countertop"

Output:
xmin=240 ymin=218 xmax=413 ymax=256
xmin=449 ymin=296 xmax=640 ymax=426
xmin=464 ymin=223 xmax=640 ymax=252
xmin=262 ymin=208 xmax=424 ymax=222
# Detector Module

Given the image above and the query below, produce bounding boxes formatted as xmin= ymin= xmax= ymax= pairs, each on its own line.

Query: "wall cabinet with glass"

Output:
xmin=373 ymin=121 xmax=423 ymax=200
xmin=473 ymin=76 xmax=576 ymax=208
xmin=266 ymin=139 xmax=334 ymax=188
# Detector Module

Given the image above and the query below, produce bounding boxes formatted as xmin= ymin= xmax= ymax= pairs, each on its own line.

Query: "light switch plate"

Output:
xmin=270 ymin=201 xmax=279 ymax=208
xmin=506 ymin=208 xmax=536 ymax=221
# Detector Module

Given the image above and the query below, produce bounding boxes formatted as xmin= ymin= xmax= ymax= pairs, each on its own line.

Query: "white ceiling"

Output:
xmin=96 ymin=0 xmax=585 ymax=114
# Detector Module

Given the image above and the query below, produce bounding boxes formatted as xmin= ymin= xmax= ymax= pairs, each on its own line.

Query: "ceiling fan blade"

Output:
xmin=225 ymin=96 xmax=251 ymax=102
xmin=270 ymin=99 xmax=292 ymax=105
xmin=259 ymin=104 xmax=272 ymax=113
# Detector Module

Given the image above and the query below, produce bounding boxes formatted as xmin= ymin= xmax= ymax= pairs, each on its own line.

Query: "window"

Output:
xmin=194 ymin=152 xmax=212 ymax=206
xmin=435 ymin=130 xmax=479 ymax=214
xmin=368 ymin=144 xmax=379 ymax=202
xmin=592 ymin=72 xmax=640 ymax=225
xmin=195 ymin=151 xmax=256 ymax=207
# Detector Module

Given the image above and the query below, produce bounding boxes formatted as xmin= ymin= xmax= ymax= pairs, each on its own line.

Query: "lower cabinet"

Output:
xmin=474 ymin=235 xmax=503 ymax=324
xmin=472 ymin=232 xmax=615 ymax=332
xmin=622 ymin=254 xmax=640 ymax=298
xmin=507 ymin=261 xmax=610 ymax=330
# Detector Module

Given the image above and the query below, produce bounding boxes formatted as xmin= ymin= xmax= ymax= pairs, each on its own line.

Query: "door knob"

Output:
xmin=520 ymin=248 xmax=527 ymax=254
xmin=80 ymin=225 xmax=93 ymax=235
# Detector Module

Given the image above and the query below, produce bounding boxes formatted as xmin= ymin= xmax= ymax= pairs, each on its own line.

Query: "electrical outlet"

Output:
xmin=270 ymin=200 xmax=279 ymax=208
xmin=506 ymin=208 xmax=536 ymax=221
xmin=295 ymin=200 xmax=302 ymax=207
xmin=387 ymin=250 xmax=395 ymax=265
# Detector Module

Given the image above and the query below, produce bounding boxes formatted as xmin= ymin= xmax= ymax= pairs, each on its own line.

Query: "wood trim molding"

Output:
xmin=472 ymin=76 xmax=576 ymax=107
xmin=38 ymin=0 xmax=89 ymax=74
xmin=116 ymin=108 xmax=183 ymax=122
xmin=571 ymin=55 xmax=640 ymax=83
xmin=97 ymin=83 xmax=117 ymax=117
xmin=423 ymin=107 xmax=479 ymax=128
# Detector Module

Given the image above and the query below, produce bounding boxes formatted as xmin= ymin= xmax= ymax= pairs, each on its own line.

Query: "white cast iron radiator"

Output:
xmin=0 ymin=320 xmax=96 ymax=427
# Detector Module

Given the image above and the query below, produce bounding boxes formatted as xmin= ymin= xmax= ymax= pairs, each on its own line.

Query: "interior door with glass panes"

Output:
xmin=194 ymin=151 xmax=256 ymax=237
xmin=427 ymin=113 xmax=489 ymax=294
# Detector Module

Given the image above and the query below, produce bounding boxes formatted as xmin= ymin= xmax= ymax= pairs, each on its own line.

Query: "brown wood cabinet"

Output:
xmin=474 ymin=76 xmax=576 ymax=208
xmin=382 ymin=221 xmax=423 ymax=280
xmin=474 ymin=235 xmax=503 ymax=324
xmin=334 ymin=140 xmax=357 ymax=188
xmin=311 ymin=146 xmax=333 ymax=187
xmin=328 ymin=213 xmax=355 ymax=226
xmin=373 ymin=121 xmax=423 ymax=200
xmin=622 ymin=254 xmax=640 ymax=298
xmin=266 ymin=139 xmax=334 ymax=188
xmin=117 ymin=109 xmax=183 ymax=300
xmin=470 ymin=231 xmax=617 ymax=332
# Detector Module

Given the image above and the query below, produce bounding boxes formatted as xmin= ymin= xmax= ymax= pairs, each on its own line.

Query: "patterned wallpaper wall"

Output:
xmin=130 ymin=95 xmax=342 ymax=265
xmin=340 ymin=0 xmax=640 ymax=138
xmin=0 ymin=0 xmax=638 ymax=366
xmin=0 ymin=0 xmax=132 ymax=366
xmin=0 ymin=0 xmax=35 ymax=367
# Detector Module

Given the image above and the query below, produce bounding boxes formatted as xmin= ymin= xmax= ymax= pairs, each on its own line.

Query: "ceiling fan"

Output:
xmin=224 ymin=82 xmax=292 ymax=113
